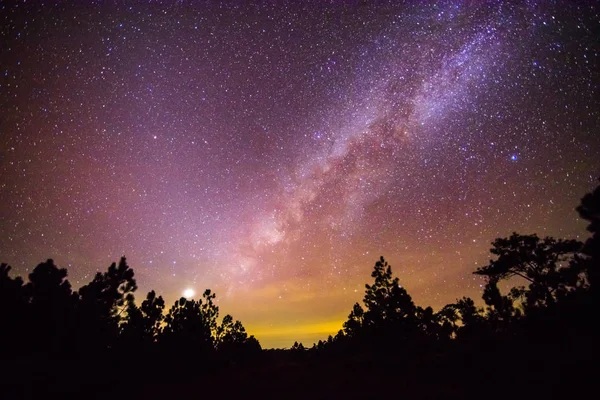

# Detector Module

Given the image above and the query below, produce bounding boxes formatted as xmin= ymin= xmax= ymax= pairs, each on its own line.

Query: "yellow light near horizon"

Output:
xmin=183 ymin=288 xmax=195 ymax=299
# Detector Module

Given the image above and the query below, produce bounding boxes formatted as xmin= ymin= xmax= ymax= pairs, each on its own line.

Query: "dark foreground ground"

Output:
xmin=2 ymin=344 xmax=595 ymax=400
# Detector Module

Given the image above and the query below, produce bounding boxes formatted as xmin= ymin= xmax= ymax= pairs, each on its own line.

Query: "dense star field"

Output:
xmin=1 ymin=1 xmax=598 ymax=348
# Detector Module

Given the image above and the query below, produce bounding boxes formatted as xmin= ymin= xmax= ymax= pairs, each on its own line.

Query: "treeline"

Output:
xmin=0 ymin=258 xmax=261 ymax=366
xmin=287 ymin=181 xmax=599 ymax=359
xmin=0 ymin=180 xmax=598 ymax=398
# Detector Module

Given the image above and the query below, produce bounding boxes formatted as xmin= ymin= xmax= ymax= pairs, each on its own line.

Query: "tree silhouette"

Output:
xmin=416 ymin=306 xmax=443 ymax=340
xmin=439 ymin=297 xmax=485 ymax=340
xmin=1 ymin=180 xmax=599 ymax=399
xmin=217 ymin=314 xmax=246 ymax=344
xmin=139 ymin=289 xmax=165 ymax=337
xmin=342 ymin=302 xmax=364 ymax=338
xmin=474 ymin=233 xmax=583 ymax=312
xmin=363 ymin=256 xmax=417 ymax=327
xmin=120 ymin=290 xmax=165 ymax=351
xmin=216 ymin=314 xmax=262 ymax=362
xmin=162 ymin=297 xmax=213 ymax=359
xmin=335 ymin=256 xmax=426 ymax=355
xmin=576 ymin=178 xmax=600 ymax=288
xmin=362 ymin=256 xmax=421 ymax=351
xmin=200 ymin=288 xmax=220 ymax=337
xmin=25 ymin=259 xmax=76 ymax=356
xmin=0 ymin=263 xmax=28 ymax=357
xmin=434 ymin=303 xmax=461 ymax=340
xmin=291 ymin=341 xmax=305 ymax=351
xmin=76 ymin=256 xmax=137 ymax=353
xmin=481 ymin=277 xmax=520 ymax=331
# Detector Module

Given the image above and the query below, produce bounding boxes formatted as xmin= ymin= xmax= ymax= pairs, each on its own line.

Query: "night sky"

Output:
xmin=1 ymin=1 xmax=598 ymax=348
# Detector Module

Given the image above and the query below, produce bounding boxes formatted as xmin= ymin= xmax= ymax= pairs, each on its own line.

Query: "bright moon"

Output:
xmin=183 ymin=288 xmax=195 ymax=299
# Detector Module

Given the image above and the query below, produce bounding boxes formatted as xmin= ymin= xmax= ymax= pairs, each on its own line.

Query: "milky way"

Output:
xmin=1 ymin=1 xmax=599 ymax=347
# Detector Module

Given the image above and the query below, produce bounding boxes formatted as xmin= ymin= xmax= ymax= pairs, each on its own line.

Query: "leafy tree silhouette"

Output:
xmin=362 ymin=256 xmax=420 ymax=350
xmin=0 ymin=263 xmax=29 ymax=358
xmin=25 ymin=259 xmax=76 ymax=356
xmin=200 ymin=288 xmax=220 ymax=337
xmin=1 ymin=181 xmax=599 ymax=399
xmin=120 ymin=289 xmax=165 ymax=352
xmin=365 ymin=257 xmax=417 ymax=321
xmin=416 ymin=306 xmax=442 ymax=340
xmin=434 ymin=303 xmax=461 ymax=340
xmin=216 ymin=314 xmax=262 ymax=363
xmin=218 ymin=314 xmax=245 ymax=344
xmin=336 ymin=256 xmax=425 ymax=356
xmin=576 ymin=178 xmax=600 ymax=288
xmin=474 ymin=233 xmax=583 ymax=313
xmin=161 ymin=297 xmax=214 ymax=360
xmin=452 ymin=297 xmax=486 ymax=339
xmin=480 ymin=277 xmax=521 ymax=331
xmin=568 ymin=179 xmax=600 ymax=378
xmin=76 ymin=256 xmax=137 ymax=354
xmin=290 ymin=341 xmax=305 ymax=352
xmin=138 ymin=289 xmax=165 ymax=336
xmin=343 ymin=302 xmax=364 ymax=338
